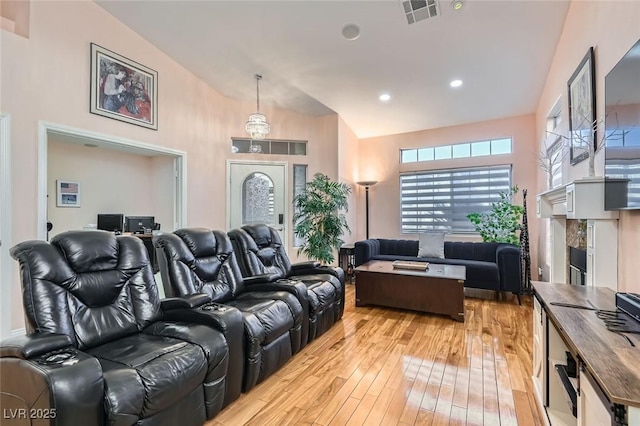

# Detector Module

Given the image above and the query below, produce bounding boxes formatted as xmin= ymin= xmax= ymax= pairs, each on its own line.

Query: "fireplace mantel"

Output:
xmin=536 ymin=177 xmax=619 ymax=220
xmin=537 ymin=177 xmax=619 ymax=290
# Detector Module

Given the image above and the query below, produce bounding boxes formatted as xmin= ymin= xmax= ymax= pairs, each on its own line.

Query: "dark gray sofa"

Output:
xmin=354 ymin=239 xmax=522 ymax=303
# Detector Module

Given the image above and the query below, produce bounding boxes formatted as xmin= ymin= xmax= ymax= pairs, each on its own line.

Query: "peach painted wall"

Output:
xmin=338 ymin=117 xmax=360 ymax=244
xmin=358 ymin=114 xmax=539 ymax=276
xmin=1 ymin=0 xmax=346 ymax=330
xmin=534 ymin=0 xmax=640 ymax=292
xmin=0 ymin=0 xmax=30 ymax=38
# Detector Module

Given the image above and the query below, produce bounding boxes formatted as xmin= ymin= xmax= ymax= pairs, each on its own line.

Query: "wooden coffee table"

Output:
xmin=355 ymin=260 xmax=466 ymax=321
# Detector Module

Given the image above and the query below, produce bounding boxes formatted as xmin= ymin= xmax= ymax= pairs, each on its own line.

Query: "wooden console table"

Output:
xmin=532 ymin=281 xmax=640 ymax=426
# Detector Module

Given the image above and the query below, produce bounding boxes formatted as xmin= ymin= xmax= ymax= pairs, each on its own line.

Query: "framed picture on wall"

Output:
xmin=90 ymin=43 xmax=158 ymax=130
xmin=568 ymin=46 xmax=596 ymax=165
xmin=56 ymin=180 xmax=80 ymax=207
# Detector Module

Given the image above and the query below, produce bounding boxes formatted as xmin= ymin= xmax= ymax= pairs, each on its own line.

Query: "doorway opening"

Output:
xmin=37 ymin=122 xmax=187 ymax=240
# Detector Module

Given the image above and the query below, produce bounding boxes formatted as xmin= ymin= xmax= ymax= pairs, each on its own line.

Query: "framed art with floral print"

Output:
xmin=90 ymin=43 xmax=158 ymax=130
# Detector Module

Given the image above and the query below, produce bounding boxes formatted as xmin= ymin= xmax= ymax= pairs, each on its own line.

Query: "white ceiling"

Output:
xmin=96 ymin=0 xmax=571 ymax=138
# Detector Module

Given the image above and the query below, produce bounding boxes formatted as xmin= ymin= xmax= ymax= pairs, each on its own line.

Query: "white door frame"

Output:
xmin=0 ymin=114 xmax=13 ymax=339
xmin=227 ymin=159 xmax=289 ymax=246
xmin=37 ymin=121 xmax=187 ymax=240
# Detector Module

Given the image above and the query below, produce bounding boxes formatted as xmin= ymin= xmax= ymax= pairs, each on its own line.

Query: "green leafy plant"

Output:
xmin=293 ymin=173 xmax=351 ymax=264
xmin=467 ymin=186 xmax=524 ymax=245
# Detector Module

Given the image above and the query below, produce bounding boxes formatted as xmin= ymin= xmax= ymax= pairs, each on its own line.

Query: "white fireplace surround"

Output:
xmin=537 ymin=177 xmax=618 ymax=291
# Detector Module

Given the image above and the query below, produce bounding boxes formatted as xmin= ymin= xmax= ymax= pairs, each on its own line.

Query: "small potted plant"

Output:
xmin=293 ymin=173 xmax=351 ymax=264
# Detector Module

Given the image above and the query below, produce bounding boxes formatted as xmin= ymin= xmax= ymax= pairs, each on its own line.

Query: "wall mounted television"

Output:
xmin=604 ymin=38 xmax=640 ymax=210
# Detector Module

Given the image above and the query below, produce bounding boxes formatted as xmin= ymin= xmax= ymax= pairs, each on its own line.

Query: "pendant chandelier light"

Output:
xmin=245 ymin=74 xmax=270 ymax=140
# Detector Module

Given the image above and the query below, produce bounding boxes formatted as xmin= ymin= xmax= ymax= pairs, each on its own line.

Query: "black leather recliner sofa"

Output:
xmin=0 ymin=231 xmax=243 ymax=425
xmin=154 ymin=228 xmax=307 ymax=392
xmin=228 ymin=224 xmax=346 ymax=342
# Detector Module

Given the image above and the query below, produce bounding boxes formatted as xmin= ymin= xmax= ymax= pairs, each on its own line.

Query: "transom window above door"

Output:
xmin=232 ymin=138 xmax=307 ymax=155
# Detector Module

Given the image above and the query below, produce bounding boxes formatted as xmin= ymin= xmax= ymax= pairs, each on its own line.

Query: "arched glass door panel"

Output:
xmin=242 ymin=172 xmax=275 ymax=225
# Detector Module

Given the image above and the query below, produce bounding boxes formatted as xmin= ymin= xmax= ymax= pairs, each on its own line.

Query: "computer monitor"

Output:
xmin=97 ymin=214 xmax=124 ymax=233
xmin=125 ymin=216 xmax=155 ymax=234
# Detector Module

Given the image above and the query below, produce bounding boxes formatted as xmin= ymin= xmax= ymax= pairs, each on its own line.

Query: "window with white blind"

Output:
xmin=400 ymin=165 xmax=512 ymax=233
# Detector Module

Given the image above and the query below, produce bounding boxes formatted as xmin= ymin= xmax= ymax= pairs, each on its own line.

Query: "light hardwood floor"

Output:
xmin=208 ymin=284 xmax=542 ymax=426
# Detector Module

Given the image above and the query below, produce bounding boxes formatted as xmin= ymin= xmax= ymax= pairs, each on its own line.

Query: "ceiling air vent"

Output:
xmin=402 ymin=0 xmax=439 ymax=25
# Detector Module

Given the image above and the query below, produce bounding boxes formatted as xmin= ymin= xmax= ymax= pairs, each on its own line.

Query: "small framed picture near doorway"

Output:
xmin=56 ymin=180 xmax=80 ymax=207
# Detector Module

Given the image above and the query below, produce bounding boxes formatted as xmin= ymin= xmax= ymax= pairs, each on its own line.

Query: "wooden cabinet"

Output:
xmin=545 ymin=319 xmax=577 ymax=425
xmin=578 ymin=368 xmax=612 ymax=426
xmin=532 ymin=296 xmax=546 ymax=408
xmin=532 ymin=282 xmax=640 ymax=426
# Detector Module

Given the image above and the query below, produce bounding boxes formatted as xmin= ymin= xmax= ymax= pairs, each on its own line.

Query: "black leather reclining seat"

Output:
xmin=0 ymin=231 xmax=241 ymax=426
xmin=154 ymin=228 xmax=308 ymax=392
xmin=228 ymin=224 xmax=345 ymax=342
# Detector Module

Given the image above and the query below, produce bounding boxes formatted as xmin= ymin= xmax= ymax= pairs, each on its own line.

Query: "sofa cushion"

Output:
xmin=426 ymin=258 xmax=500 ymax=290
xmin=378 ymin=239 xmax=418 ymax=256
xmin=445 ymin=242 xmax=501 ymax=262
xmin=88 ymin=333 xmax=208 ymax=420
xmin=418 ymin=233 xmax=445 ymax=258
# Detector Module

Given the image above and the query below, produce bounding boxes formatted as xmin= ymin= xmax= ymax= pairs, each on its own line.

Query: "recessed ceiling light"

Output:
xmin=451 ymin=0 xmax=464 ymax=10
xmin=450 ymin=79 xmax=463 ymax=88
xmin=379 ymin=93 xmax=391 ymax=102
xmin=342 ymin=24 xmax=360 ymax=41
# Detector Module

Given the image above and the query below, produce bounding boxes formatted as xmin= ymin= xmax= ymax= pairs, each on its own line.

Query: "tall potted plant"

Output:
xmin=467 ymin=186 xmax=524 ymax=245
xmin=293 ymin=173 xmax=351 ymax=264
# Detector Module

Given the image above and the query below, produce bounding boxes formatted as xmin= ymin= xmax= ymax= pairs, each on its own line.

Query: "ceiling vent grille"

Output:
xmin=402 ymin=0 xmax=439 ymax=25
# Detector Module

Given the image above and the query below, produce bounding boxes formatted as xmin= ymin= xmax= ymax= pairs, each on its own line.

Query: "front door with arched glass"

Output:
xmin=228 ymin=161 xmax=287 ymax=243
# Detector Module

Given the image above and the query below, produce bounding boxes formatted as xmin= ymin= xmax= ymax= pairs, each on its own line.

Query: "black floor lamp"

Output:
xmin=356 ymin=181 xmax=377 ymax=239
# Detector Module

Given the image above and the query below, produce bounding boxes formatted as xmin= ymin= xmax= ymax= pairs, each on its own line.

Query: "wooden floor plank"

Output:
xmin=362 ymin=386 xmax=395 ymax=425
xmin=496 ymin=358 xmax=519 ymax=426
xmin=205 ymin=286 xmax=536 ymax=426
xmin=327 ymin=397 xmax=360 ymax=426
xmin=345 ymin=393 xmax=378 ymax=426
xmin=398 ymin=360 xmax=434 ymax=424
xmin=513 ymin=389 xmax=537 ymax=426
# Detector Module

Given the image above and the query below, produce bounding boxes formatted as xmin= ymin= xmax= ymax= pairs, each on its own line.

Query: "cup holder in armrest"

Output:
xmin=37 ymin=349 xmax=79 ymax=366
xmin=201 ymin=303 xmax=229 ymax=312
xmin=276 ymin=279 xmax=301 ymax=285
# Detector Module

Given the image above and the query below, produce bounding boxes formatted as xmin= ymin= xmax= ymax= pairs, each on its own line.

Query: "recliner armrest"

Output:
xmin=290 ymin=264 xmax=345 ymax=284
xmin=161 ymin=293 xmax=211 ymax=310
xmin=0 ymin=333 xmax=73 ymax=359
xmin=162 ymin=304 xmax=244 ymax=406
xmin=243 ymin=273 xmax=280 ymax=285
xmin=1 ymin=344 xmax=104 ymax=425
xmin=291 ymin=261 xmax=321 ymax=271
